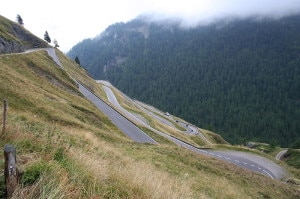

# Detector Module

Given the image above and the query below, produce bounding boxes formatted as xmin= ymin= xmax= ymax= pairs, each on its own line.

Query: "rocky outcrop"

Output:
xmin=0 ymin=37 xmax=24 ymax=53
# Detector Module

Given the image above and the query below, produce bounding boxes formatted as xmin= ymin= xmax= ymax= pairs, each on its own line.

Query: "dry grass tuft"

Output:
xmin=12 ymin=169 xmax=79 ymax=199
xmin=69 ymin=147 xmax=195 ymax=199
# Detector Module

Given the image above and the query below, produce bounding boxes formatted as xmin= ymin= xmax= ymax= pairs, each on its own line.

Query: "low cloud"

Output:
xmin=138 ymin=0 xmax=300 ymax=27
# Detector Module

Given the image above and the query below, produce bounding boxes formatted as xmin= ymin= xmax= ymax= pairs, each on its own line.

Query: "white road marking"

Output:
xmin=243 ymin=162 xmax=248 ymax=165
xmin=234 ymin=160 xmax=240 ymax=163
xmin=263 ymin=170 xmax=274 ymax=179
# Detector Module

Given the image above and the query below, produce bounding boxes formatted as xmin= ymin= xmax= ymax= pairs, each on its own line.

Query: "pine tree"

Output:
xmin=75 ymin=56 xmax=80 ymax=65
xmin=53 ymin=39 xmax=59 ymax=48
xmin=16 ymin=14 xmax=24 ymax=26
xmin=44 ymin=31 xmax=51 ymax=43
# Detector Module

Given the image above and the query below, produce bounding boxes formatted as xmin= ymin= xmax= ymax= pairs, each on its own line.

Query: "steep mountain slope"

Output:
xmin=0 ymin=15 xmax=49 ymax=53
xmin=68 ymin=14 xmax=300 ymax=147
xmin=1 ymin=15 xmax=299 ymax=198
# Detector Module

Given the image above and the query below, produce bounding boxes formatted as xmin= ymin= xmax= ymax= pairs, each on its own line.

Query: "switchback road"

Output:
xmin=99 ymin=81 xmax=287 ymax=179
xmin=18 ymin=48 xmax=288 ymax=180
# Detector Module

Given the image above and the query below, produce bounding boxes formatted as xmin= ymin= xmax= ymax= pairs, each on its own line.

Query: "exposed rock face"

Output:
xmin=0 ymin=37 xmax=24 ymax=53
xmin=10 ymin=24 xmax=48 ymax=48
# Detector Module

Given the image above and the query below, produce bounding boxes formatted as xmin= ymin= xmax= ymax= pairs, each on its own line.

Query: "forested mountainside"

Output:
xmin=68 ymin=15 xmax=300 ymax=147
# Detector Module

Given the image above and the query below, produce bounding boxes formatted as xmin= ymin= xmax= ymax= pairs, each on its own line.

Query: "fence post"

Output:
xmin=2 ymin=99 xmax=7 ymax=134
xmin=4 ymin=144 xmax=18 ymax=198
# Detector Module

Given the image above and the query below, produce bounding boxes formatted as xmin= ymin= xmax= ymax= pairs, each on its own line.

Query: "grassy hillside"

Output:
xmin=0 ymin=15 xmax=49 ymax=53
xmin=0 ymin=17 xmax=299 ymax=198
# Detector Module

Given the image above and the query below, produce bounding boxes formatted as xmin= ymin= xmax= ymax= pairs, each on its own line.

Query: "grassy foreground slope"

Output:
xmin=0 ymin=17 xmax=299 ymax=198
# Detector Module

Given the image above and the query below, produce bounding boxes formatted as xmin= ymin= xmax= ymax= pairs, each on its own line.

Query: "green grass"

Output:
xmin=0 ymin=15 xmax=20 ymax=42
xmin=285 ymin=149 xmax=300 ymax=169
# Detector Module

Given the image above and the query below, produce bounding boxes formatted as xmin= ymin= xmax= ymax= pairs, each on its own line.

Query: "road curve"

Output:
xmin=135 ymin=100 xmax=212 ymax=145
xmin=78 ymin=83 xmax=157 ymax=144
xmin=208 ymin=150 xmax=287 ymax=179
xmin=276 ymin=149 xmax=288 ymax=161
xmin=102 ymin=86 xmax=144 ymax=125
xmin=44 ymin=48 xmax=63 ymax=69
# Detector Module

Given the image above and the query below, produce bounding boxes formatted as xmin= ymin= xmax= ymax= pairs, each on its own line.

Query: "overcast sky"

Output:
xmin=1 ymin=0 xmax=300 ymax=52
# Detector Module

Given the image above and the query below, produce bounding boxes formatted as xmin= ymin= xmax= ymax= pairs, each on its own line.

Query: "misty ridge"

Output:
xmin=125 ymin=1 xmax=300 ymax=29
xmin=92 ymin=6 xmax=300 ymax=41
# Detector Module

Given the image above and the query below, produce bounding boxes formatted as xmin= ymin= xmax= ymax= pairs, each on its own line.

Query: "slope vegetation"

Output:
xmin=0 ymin=15 xmax=299 ymax=198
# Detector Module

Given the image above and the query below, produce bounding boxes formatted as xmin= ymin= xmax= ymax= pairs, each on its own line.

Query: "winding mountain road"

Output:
xmin=13 ymin=48 xmax=288 ymax=180
xmin=99 ymin=81 xmax=287 ymax=180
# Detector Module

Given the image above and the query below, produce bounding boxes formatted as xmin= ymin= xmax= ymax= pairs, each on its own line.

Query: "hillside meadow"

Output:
xmin=0 ymin=50 xmax=299 ymax=198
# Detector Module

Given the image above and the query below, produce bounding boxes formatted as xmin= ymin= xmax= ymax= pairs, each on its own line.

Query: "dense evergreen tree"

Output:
xmin=67 ymin=15 xmax=300 ymax=147
xmin=44 ymin=31 xmax=51 ymax=43
xmin=53 ymin=39 xmax=59 ymax=47
xmin=16 ymin=14 xmax=23 ymax=26
xmin=75 ymin=56 xmax=80 ymax=65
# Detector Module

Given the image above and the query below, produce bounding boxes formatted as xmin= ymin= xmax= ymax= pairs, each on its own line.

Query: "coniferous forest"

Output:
xmin=68 ymin=15 xmax=300 ymax=147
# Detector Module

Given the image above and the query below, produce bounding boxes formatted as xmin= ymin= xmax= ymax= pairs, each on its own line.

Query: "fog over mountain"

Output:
xmin=132 ymin=0 xmax=300 ymax=28
xmin=3 ymin=0 xmax=299 ymax=52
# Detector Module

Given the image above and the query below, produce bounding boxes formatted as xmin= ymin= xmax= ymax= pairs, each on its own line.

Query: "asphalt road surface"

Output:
xmin=78 ymin=83 xmax=157 ymax=144
xmin=276 ymin=149 xmax=288 ymax=161
xmin=203 ymin=150 xmax=286 ymax=179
